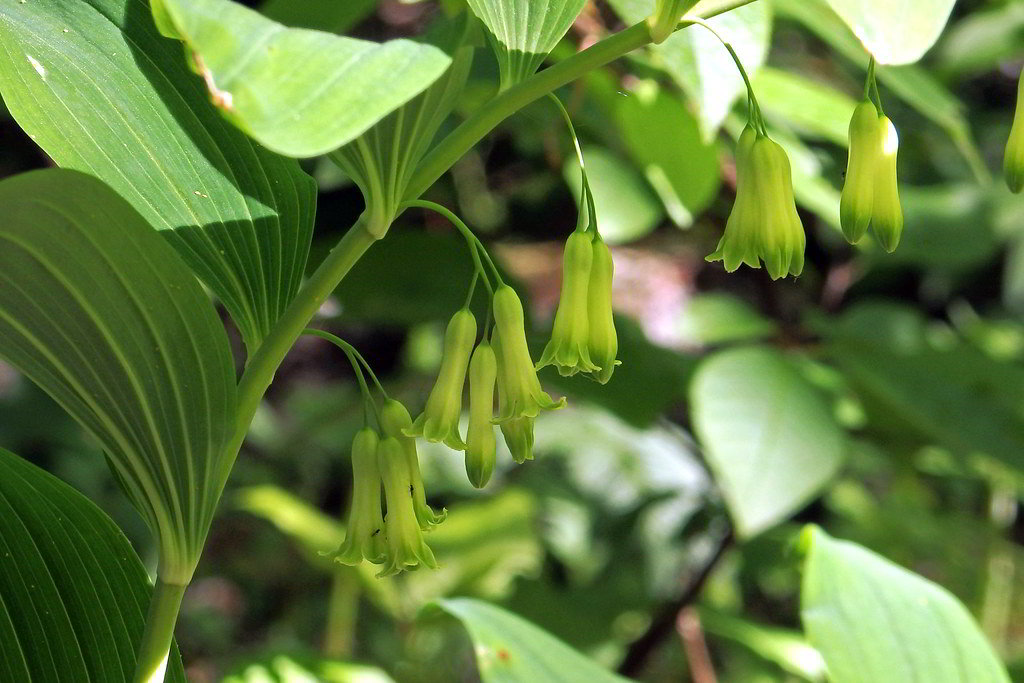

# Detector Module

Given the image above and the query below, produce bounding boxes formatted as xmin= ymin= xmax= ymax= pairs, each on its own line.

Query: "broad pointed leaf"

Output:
xmin=0 ymin=0 xmax=316 ymax=351
xmin=0 ymin=448 xmax=187 ymax=682
xmin=152 ymin=0 xmax=452 ymax=158
xmin=820 ymin=0 xmax=956 ymax=65
xmin=426 ymin=598 xmax=629 ymax=682
xmin=689 ymin=347 xmax=846 ymax=537
xmin=465 ymin=0 xmax=588 ymax=89
xmin=0 ymin=169 xmax=236 ymax=583
xmin=800 ymin=526 xmax=1010 ymax=683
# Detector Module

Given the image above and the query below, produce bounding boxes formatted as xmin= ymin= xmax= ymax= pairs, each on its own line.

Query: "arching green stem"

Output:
xmin=132 ymin=579 xmax=186 ymax=683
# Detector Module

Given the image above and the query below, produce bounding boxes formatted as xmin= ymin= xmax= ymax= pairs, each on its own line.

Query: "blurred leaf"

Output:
xmin=258 ymin=0 xmax=376 ymax=33
xmin=820 ymin=0 xmax=956 ymax=65
xmin=607 ymin=0 xmax=772 ymax=139
xmin=935 ymin=3 xmax=1024 ymax=78
xmin=426 ymin=598 xmax=630 ymax=682
xmin=0 ymin=169 xmax=237 ymax=581
xmin=755 ymin=67 xmax=858 ymax=146
xmin=224 ymin=653 xmax=394 ymax=683
xmin=690 ymin=347 xmax=846 ymax=537
xmin=465 ymin=0 xmax=587 ymax=88
xmin=613 ymin=81 xmax=722 ymax=225
xmin=773 ymin=0 xmax=987 ymax=182
xmin=700 ymin=608 xmax=825 ymax=681
xmin=153 ymin=0 xmax=451 ymax=157
xmin=0 ymin=0 xmax=316 ymax=350
xmin=0 ymin=447 xmax=186 ymax=682
xmin=800 ymin=525 xmax=1009 ymax=683
xmin=564 ymin=146 xmax=663 ymax=244
xmin=677 ymin=293 xmax=778 ymax=346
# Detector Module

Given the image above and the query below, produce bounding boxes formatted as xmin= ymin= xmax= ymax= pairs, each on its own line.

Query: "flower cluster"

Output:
xmin=840 ymin=100 xmax=904 ymax=251
xmin=707 ymin=125 xmax=806 ymax=280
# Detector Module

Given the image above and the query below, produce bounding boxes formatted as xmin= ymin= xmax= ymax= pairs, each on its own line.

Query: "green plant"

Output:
xmin=0 ymin=0 xmax=1020 ymax=681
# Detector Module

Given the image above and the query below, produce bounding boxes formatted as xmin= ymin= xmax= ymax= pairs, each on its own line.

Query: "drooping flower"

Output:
xmin=330 ymin=427 xmax=386 ymax=566
xmin=465 ymin=342 xmax=498 ymax=488
xmin=493 ymin=329 xmax=537 ymax=464
xmin=871 ymin=115 xmax=904 ymax=252
xmin=706 ymin=125 xmax=762 ymax=272
xmin=380 ymin=398 xmax=446 ymax=529
xmin=537 ymin=231 xmax=599 ymax=377
xmin=749 ymin=134 xmax=806 ymax=279
xmin=376 ymin=437 xmax=438 ymax=577
xmin=587 ymin=236 xmax=619 ymax=385
xmin=408 ymin=308 xmax=477 ymax=450
xmin=492 ymin=285 xmax=566 ymax=421
xmin=1005 ymin=69 xmax=1024 ymax=194
xmin=841 ymin=100 xmax=883 ymax=244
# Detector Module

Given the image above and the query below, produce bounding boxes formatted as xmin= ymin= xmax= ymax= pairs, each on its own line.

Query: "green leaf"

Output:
xmin=426 ymin=598 xmax=630 ymax=682
xmin=0 ymin=169 xmax=236 ymax=582
xmin=819 ymin=0 xmax=956 ymax=65
xmin=677 ymin=293 xmax=778 ymax=346
xmin=0 ymin=447 xmax=186 ymax=682
xmin=754 ymin=67 xmax=858 ymax=146
xmin=0 ymin=0 xmax=315 ymax=351
xmin=935 ymin=3 xmax=1024 ymax=79
xmin=153 ymin=0 xmax=452 ymax=158
xmin=465 ymin=0 xmax=588 ymax=89
xmin=690 ymin=347 xmax=846 ymax=537
xmin=564 ymin=146 xmax=663 ymax=244
xmin=258 ymin=0 xmax=376 ymax=33
xmin=800 ymin=526 xmax=1009 ymax=683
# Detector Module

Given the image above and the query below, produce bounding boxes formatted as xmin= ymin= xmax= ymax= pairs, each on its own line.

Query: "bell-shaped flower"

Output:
xmin=465 ymin=342 xmax=498 ymax=488
xmin=587 ymin=236 xmax=619 ymax=384
xmin=841 ymin=100 xmax=882 ymax=244
xmin=1006 ymin=70 xmax=1024 ymax=194
xmin=376 ymin=437 xmax=439 ymax=577
xmin=749 ymin=134 xmax=806 ymax=279
xmin=330 ymin=427 xmax=386 ymax=566
xmin=707 ymin=125 xmax=762 ymax=272
xmin=500 ymin=417 xmax=535 ymax=465
xmin=408 ymin=308 xmax=477 ymax=450
xmin=538 ymin=231 xmax=599 ymax=377
xmin=492 ymin=285 xmax=566 ymax=421
xmin=871 ymin=115 xmax=903 ymax=253
xmin=380 ymin=398 xmax=446 ymax=529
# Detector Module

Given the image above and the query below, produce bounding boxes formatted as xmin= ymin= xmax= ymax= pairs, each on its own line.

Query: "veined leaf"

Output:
xmin=800 ymin=526 xmax=1010 ymax=683
xmin=0 ymin=448 xmax=187 ymax=682
xmin=690 ymin=347 xmax=846 ymax=537
xmin=820 ymin=0 xmax=956 ymax=65
xmin=152 ymin=0 xmax=452 ymax=158
xmin=466 ymin=0 xmax=588 ymax=89
xmin=0 ymin=169 xmax=237 ymax=584
xmin=426 ymin=598 xmax=630 ymax=682
xmin=0 ymin=0 xmax=316 ymax=352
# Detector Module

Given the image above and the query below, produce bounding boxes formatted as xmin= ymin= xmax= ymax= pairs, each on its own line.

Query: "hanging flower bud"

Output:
xmin=871 ymin=115 xmax=903 ymax=253
xmin=538 ymin=231 xmax=599 ymax=377
xmin=587 ymin=235 xmax=619 ymax=384
xmin=330 ymin=428 xmax=386 ymax=566
xmin=465 ymin=342 xmax=498 ymax=488
xmin=707 ymin=125 xmax=762 ymax=272
xmin=750 ymin=135 xmax=805 ymax=279
xmin=492 ymin=285 xmax=566 ymax=421
xmin=841 ymin=101 xmax=882 ymax=244
xmin=380 ymin=398 xmax=446 ymax=529
xmin=1005 ymin=70 xmax=1024 ymax=194
xmin=408 ymin=309 xmax=477 ymax=450
xmin=376 ymin=437 xmax=438 ymax=577
xmin=493 ymin=330 xmax=536 ymax=464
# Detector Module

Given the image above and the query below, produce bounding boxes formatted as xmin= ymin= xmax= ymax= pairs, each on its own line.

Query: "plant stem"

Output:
xmin=324 ymin=566 xmax=361 ymax=658
xmin=133 ymin=578 xmax=187 ymax=683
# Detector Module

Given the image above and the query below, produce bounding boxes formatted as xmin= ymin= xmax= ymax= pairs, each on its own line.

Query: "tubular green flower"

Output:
xmin=330 ymin=427 xmax=386 ymax=566
xmin=841 ymin=100 xmax=882 ymax=244
xmin=465 ymin=342 xmax=498 ymax=488
xmin=492 ymin=285 xmax=566 ymax=421
xmin=587 ymin=236 xmax=619 ymax=385
xmin=376 ymin=437 xmax=439 ymax=577
xmin=750 ymin=135 xmax=805 ymax=280
xmin=537 ymin=231 xmax=599 ymax=377
xmin=408 ymin=308 xmax=477 ymax=449
xmin=493 ymin=330 xmax=536 ymax=464
xmin=871 ymin=115 xmax=903 ymax=253
xmin=380 ymin=398 xmax=446 ymax=529
xmin=707 ymin=125 xmax=762 ymax=272
xmin=1005 ymin=70 xmax=1024 ymax=194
